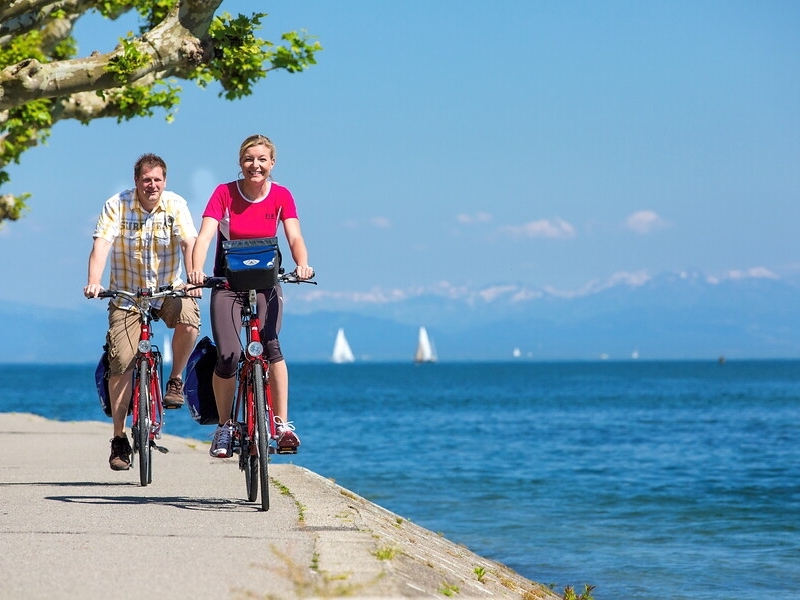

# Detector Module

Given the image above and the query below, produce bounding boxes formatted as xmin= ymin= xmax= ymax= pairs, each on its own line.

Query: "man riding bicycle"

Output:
xmin=84 ymin=153 xmax=201 ymax=471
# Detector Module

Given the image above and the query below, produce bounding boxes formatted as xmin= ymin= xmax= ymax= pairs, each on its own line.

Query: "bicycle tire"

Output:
xmin=244 ymin=453 xmax=258 ymax=502
xmin=253 ymin=361 xmax=270 ymax=511
xmin=137 ymin=358 xmax=151 ymax=487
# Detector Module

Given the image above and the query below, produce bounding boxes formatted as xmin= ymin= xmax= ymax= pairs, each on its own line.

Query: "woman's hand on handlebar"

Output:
xmin=187 ymin=270 xmax=206 ymax=285
xmin=294 ymin=264 xmax=315 ymax=281
xmin=186 ymin=270 xmax=206 ymax=296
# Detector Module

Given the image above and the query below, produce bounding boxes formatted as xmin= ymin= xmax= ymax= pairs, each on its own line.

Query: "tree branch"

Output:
xmin=0 ymin=0 xmax=222 ymax=110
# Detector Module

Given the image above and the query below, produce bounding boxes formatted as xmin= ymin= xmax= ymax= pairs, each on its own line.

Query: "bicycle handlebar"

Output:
xmin=94 ymin=285 xmax=190 ymax=301
xmin=190 ymin=271 xmax=317 ymax=291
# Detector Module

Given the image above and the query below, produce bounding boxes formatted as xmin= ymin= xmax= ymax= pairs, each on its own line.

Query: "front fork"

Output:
xmin=234 ymin=358 xmax=273 ymax=457
xmin=131 ymin=351 xmax=164 ymax=445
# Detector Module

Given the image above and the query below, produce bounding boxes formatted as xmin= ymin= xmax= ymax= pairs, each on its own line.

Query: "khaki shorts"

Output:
xmin=106 ymin=296 xmax=200 ymax=375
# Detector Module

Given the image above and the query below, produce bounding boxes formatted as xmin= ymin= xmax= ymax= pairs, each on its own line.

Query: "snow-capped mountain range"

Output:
xmin=1 ymin=268 xmax=798 ymax=363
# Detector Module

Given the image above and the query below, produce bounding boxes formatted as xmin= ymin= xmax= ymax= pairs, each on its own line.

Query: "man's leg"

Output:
xmin=108 ymin=371 xmax=132 ymax=438
xmin=162 ymin=297 xmax=200 ymax=408
xmin=107 ymin=370 xmax=133 ymax=470
xmin=106 ymin=306 xmax=137 ymax=470
xmin=169 ymin=322 xmax=198 ymax=380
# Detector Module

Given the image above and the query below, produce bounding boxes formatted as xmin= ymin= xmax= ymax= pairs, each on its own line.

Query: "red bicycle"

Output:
xmin=197 ymin=271 xmax=314 ymax=511
xmin=94 ymin=285 xmax=189 ymax=486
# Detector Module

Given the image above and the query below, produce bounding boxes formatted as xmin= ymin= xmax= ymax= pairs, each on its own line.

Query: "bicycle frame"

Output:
xmin=197 ymin=273 xmax=314 ymax=511
xmin=130 ymin=295 xmax=165 ymax=447
xmin=231 ymin=288 xmax=276 ymax=511
xmin=96 ymin=286 xmax=181 ymax=486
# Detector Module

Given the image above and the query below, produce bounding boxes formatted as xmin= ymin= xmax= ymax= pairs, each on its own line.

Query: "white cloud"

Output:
xmin=502 ymin=217 xmax=576 ymax=239
xmin=456 ymin=212 xmax=492 ymax=225
xmin=707 ymin=267 xmax=779 ymax=284
xmin=624 ymin=210 xmax=671 ymax=234
xmin=370 ymin=216 xmax=391 ymax=228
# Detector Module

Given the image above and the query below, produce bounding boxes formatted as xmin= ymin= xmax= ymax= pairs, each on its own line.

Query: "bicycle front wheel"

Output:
xmin=137 ymin=358 xmax=151 ymax=487
xmin=253 ymin=361 xmax=270 ymax=511
xmin=244 ymin=453 xmax=258 ymax=503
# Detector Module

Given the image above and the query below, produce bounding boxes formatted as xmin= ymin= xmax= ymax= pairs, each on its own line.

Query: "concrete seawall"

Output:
xmin=0 ymin=413 xmax=560 ymax=599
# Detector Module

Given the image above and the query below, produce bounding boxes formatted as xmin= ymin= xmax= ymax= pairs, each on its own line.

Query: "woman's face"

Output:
xmin=240 ymin=144 xmax=274 ymax=183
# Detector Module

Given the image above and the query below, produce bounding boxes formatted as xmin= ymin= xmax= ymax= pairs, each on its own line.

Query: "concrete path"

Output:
xmin=0 ymin=413 xmax=559 ymax=599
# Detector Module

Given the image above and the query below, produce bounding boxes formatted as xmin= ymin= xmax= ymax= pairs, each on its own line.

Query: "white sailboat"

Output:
xmin=331 ymin=328 xmax=355 ymax=364
xmin=414 ymin=326 xmax=437 ymax=363
xmin=162 ymin=333 xmax=173 ymax=365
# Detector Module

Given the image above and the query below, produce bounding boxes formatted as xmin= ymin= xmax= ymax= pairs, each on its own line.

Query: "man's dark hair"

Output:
xmin=134 ymin=153 xmax=167 ymax=179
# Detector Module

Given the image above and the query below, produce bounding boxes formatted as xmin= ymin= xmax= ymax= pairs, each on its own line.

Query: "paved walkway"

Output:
xmin=0 ymin=413 xmax=559 ymax=599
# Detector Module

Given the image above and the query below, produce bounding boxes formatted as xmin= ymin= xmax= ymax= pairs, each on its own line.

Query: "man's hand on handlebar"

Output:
xmin=84 ymin=283 xmax=105 ymax=298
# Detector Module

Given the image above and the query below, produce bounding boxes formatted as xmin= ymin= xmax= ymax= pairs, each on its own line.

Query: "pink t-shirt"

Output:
xmin=202 ymin=181 xmax=298 ymax=276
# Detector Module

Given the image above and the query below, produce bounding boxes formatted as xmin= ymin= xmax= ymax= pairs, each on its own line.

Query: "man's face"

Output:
xmin=135 ymin=166 xmax=166 ymax=206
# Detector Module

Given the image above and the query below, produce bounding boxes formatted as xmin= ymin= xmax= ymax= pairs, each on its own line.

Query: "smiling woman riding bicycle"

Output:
xmin=188 ymin=134 xmax=314 ymax=459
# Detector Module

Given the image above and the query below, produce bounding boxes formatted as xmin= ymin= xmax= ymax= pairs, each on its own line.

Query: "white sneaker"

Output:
xmin=274 ymin=416 xmax=300 ymax=452
xmin=210 ymin=421 xmax=235 ymax=458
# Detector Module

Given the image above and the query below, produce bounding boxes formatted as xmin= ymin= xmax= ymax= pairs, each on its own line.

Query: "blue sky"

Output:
xmin=1 ymin=0 xmax=798 ymax=311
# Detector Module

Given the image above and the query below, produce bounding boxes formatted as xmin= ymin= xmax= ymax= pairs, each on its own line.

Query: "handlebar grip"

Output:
xmin=97 ymin=290 xmax=116 ymax=299
xmin=189 ymin=276 xmax=227 ymax=290
xmin=280 ymin=271 xmax=317 ymax=285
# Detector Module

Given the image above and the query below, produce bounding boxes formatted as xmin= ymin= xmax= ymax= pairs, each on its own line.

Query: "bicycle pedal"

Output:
xmin=151 ymin=442 xmax=169 ymax=454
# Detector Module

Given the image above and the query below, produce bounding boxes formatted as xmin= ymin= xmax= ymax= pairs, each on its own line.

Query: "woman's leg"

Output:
xmin=209 ymin=288 xmax=243 ymax=425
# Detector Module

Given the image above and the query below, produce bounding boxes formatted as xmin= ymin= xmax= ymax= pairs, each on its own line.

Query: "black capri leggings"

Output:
xmin=210 ymin=285 xmax=284 ymax=379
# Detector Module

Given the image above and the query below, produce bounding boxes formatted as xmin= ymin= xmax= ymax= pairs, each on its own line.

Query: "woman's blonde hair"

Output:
xmin=238 ymin=134 xmax=276 ymax=163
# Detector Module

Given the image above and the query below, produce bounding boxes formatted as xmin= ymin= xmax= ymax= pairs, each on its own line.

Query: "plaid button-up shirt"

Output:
xmin=94 ymin=189 xmax=197 ymax=311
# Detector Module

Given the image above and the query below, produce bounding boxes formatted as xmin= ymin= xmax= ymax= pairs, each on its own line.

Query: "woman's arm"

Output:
xmin=282 ymin=218 xmax=313 ymax=280
xmin=188 ymin=216 xmax=219 ymax=284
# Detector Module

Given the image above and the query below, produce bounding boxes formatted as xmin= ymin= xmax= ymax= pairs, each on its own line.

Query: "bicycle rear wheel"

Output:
xmin=136 ymin=358 xmax=151 ymax=487
xmin=253 ymin=361 xmax=270 ymax=511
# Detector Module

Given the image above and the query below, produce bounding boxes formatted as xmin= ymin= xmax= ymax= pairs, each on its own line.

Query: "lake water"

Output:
xmin=1 ymin=360 xmax=798 ymax=599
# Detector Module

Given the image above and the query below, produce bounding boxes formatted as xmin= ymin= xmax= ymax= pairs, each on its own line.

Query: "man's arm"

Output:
xmin=180 ymin=237 xmax=196 ymax=274
xmin=84 ymin=237 xmax=112 ymax=298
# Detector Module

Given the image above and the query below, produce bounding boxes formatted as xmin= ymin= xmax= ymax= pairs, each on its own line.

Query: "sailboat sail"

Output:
xmin=414 ymin=326 xmax=437 ymax=363
xmin=331 ymin=328 xmax=355 ymax=363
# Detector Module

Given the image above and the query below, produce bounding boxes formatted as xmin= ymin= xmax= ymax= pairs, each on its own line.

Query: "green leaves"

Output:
xmin=191 ymin=12 xmax=322 ymax=100
xmin=273 ymin=31 xmax=322 ymax=73
xmin=0 ymin=193 xmax=30 ymax=223
xmin=0 ymin=31 xmax=46 ymax=68
xmin=105 ymin=33 xmax=152 ymax=84
xmin=0 ymin=2 xmax=322 ymax=225
xmin=3 ymin=100 xmax=53 ymax=164
xmin=102 ymin=80 xmax=182 ymax=122
xmin=96 ymin=0 xmax=178 ymax=30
